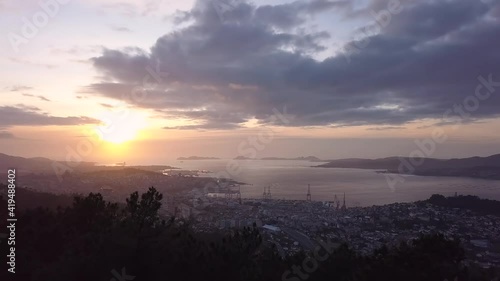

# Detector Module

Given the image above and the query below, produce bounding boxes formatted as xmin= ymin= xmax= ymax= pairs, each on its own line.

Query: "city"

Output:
xmin=4 ymin=167 xmax=499 ymax=269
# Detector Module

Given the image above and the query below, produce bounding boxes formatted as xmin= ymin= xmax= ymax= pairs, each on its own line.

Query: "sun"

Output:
xmin=97 ymin=124 xmax=138 ymax=144
xmin=96 ymin=112 xmax=145 ymax=144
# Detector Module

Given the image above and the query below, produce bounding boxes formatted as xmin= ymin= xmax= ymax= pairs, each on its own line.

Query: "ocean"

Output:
xmin=166 ymin=159 xmax=500 ymax=207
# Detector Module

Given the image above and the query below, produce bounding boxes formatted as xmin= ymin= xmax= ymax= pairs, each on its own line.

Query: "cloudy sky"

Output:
xmin=1 ymin=0 xmax=500 ymax=164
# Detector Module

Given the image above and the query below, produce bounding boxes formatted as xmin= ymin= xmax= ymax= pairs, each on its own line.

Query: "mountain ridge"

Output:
xmin=316 ymin=154 xmax=500 ymax=180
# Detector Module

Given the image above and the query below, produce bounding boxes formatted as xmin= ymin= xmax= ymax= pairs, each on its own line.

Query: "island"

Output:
xmin=177 ymin=156 xmax=220 ymax=160
xmin=233 ymin=156 xmax=323 ymax=161
xmin=234 ymin=156 xmax=251 ymax=160
xmin=261 ymin=156 xmax=322 ymax=162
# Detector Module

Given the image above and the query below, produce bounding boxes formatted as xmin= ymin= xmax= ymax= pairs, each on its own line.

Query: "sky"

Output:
xmin=1 ymin=0 xmax=500 ymax=164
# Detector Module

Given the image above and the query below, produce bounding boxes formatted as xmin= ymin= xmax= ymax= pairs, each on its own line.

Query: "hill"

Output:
xmin=316 ymin=154 xmax=500 ymax=180
xmin=0 ymin=153 xmax=95 ymax=173
xmin=425 ymin=194 xmax=500 ymax=216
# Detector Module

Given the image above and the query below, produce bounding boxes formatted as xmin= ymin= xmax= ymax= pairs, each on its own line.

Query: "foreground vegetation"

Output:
xmin=0 ymin=187 xmax=499 ymax=281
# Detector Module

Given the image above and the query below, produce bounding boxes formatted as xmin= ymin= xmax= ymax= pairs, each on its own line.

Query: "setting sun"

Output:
xmin=96 ymin=125 xmax=138 ymax=144
xmin=96 ymin=111 xmax=145 ymax=144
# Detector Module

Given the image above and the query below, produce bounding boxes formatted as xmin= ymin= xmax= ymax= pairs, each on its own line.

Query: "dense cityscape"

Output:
xmin=173 ymin=190 xmax=500 ymax=269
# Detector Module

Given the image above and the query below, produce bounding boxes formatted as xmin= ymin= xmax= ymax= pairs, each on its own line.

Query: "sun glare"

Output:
xmin=96 ymin=112 xmax=145 ymax=144
xmin=97 ymin=125 xmax=138 ymax=144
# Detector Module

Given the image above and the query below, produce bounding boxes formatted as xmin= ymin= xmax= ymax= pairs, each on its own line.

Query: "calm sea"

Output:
xmin=165 ymin=159 xmax=500 ymax=207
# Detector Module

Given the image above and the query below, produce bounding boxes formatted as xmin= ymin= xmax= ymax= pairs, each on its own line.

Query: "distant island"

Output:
xmin=316 ymin=154 xmax=500 ymax=180
xmin=234 ymin=156 xmax=322 ymax=161
xmin=261 ymin=156 xmax=322 ymax=161
xmin=234 ymin=156 xmax=251 ymax=160
xmin=177 ymin=156 xmax=220 ymax=160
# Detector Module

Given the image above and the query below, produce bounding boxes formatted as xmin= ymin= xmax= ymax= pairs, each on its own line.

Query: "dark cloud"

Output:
xmin=86 ymin=0 xmax=500 ymax=130
xmin=0 ymin=105 xmax=100 ymax=127
xmin=162 ymin=109 xmax=248 ymax=130
xmin=170 ymin=10 xmax=193 ymax=24
xmin=255 ymin=0 xmax=349 ymax=30
xmin=22 ymin=93 xmax=51 ymax=102
xmin=366 ymin=126 xmax=405 ymax=131
xmin=9 ymin=85 xmax=33 ymax=92
xmin=417 ymin=119 xmax=486 ymax=129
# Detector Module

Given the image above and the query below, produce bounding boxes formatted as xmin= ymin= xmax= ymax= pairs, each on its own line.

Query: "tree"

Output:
xmin=125 ymin=186 xmax=163 ymax=232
